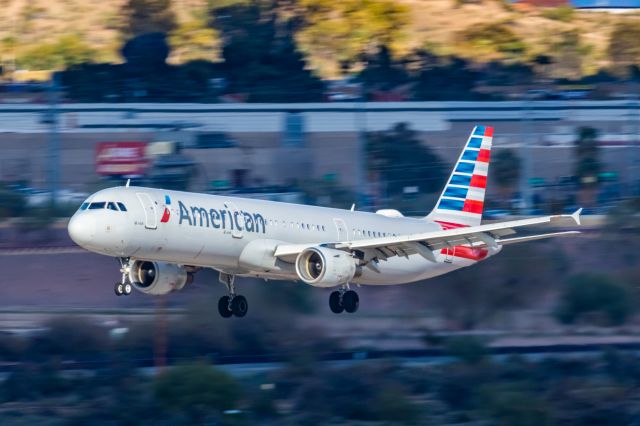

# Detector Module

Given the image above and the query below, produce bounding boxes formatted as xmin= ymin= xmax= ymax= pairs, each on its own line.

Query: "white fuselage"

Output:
xmin=68 ymin=186 xmax=500 ymax=286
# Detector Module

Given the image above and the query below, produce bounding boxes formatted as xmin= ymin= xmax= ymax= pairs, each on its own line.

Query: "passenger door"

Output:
xmin=137 ymin=193 xmax=158 ymax=230
xmin=333 ymin=218 xmax=349 ymax=242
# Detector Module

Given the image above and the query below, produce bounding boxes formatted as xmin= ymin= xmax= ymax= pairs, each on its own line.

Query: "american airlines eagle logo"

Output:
xmin=160 ymin=195 xmax=171 ymax=223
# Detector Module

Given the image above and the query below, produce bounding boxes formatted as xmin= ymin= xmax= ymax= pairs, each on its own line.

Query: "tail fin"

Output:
xmin=427 ymin=125 xmax=494 ymax=227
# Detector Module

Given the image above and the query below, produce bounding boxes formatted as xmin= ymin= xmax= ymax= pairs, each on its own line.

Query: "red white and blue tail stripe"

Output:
xmin=427 ymin=125 xmax=493 ymax=227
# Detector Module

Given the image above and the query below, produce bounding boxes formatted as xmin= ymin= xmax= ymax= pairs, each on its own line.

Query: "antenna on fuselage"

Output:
xmin=350 ymin=204 xmax=355 ymax=211
xmin=126 ymin=179 xmax=131 ymax=187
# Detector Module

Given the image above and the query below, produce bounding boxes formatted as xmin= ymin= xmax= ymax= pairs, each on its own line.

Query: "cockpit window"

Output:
xmin=107 ymin=202 xmax=118 ymax=211
xmin=80 ymin=202 xmax=89 ymax=210
xmin=117 ymin=202 xmax=127 ymax=212
xmin=88 ymin=202 xmax=106 ymax=210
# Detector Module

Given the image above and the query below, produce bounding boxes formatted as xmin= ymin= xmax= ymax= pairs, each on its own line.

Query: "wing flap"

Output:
xmin=273 ymin=210 xmax=582 ymax=261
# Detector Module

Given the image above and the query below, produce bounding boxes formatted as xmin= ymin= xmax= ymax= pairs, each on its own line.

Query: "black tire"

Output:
xmin=231 ymin=295 xmax=248 ymax=317
xmin=329 ymin=291 xmax=344 ymax=314
xmin=123 ymin=283 xmax=132 ymax=295
xmin=343 ymin=290 xmax=359 ymax=313
xmin=114 ymin=282 xmax=124 ymax=296
xmin=218 ymin=296 xmax=233 ymax=318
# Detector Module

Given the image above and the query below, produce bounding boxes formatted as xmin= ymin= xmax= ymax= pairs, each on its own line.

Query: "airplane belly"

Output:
xmin=354 ymin=255 xmax=464 ymax=285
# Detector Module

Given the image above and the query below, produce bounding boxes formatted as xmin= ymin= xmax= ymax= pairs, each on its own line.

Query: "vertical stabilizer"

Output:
xmin=426 ymin=125 xmax=494 ymax=227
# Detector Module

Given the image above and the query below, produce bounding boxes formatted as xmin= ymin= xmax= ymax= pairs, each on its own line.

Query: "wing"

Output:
xmin=274 ymin=209 xmax=582 ymax=263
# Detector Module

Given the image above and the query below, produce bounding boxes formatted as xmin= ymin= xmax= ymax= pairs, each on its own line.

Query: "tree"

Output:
xmin=551 ymin=30 xmax=588 ymax=80
xmin=17 ymin=35 xmax=98 ymax=70
xmin=212 ymin=1 xmax=324 ymax=102
xmin=358 ymin=44 xmax=409 ymax=91
xmin=121 ymin=0 xmax=177 ymax=38
xmin=412 ymin=52 xmax=483 ymax=101
xmin=492 ymin=149 xmax=521 ymax=201
xmin=609 ymin=20 xmax=640 ymax=77
xmin=367 ymin=122 xmax=446 ymax=196
xmin=574 ymin=126 xmax=601 ymax=188
xmin=457 ymin=22 xmax=527 ymax=62
xmin=297 ymin=0 xmax=410 ymax=76
xmin=556 ymin=273 xmax=633 ymax=326
xmin=155 ymin=364 xmax=242 ymax=422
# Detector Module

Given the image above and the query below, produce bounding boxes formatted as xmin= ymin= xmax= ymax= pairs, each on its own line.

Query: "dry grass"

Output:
xmin=0 ymin=0 xmax=638 ymax=75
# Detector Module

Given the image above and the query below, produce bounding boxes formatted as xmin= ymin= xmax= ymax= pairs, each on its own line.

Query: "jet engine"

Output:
xmin=128 ymin=260 xmax=189 ymax=295
xmin=295 ymin=247 xmax=360 ymax=287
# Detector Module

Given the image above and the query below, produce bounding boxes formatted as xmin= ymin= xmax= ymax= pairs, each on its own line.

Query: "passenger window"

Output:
xmin=117 ymin=202 xmax=127 ymax=212
xmin=88 ymin=202 xmax=106 ymax=210
xmin=80 ymin=202 xmax=89 ymax=211
xmin=107 ymin=202 xmax=118 ymax=211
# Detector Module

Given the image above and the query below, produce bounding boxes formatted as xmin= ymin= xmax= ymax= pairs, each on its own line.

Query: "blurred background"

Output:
xmin=0 ymin=0 xmax=640 ymax=424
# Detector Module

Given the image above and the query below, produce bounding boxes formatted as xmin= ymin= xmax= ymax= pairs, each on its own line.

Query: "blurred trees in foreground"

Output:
xmin=3 ymin=324 xmax=640 ymax=425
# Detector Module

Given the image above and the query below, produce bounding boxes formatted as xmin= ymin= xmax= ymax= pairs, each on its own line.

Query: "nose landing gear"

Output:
xmin=217 ymin=273 xmax=249 ymax=318
xmin=329 ymin=287 xmax=359 ymax=314
xmin=115 ymin=257 xmax=133 ymax=297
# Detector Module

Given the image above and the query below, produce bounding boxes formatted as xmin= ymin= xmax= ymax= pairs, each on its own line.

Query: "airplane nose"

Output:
xmin=68 ymin=214 xmax=96 ymax=247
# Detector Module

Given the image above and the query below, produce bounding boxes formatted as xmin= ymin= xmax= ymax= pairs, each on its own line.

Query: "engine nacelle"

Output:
xmin=295 ymin=247 xmax=359 ymax=287
xmin=128 ymin=260 xmax=189 ymax=295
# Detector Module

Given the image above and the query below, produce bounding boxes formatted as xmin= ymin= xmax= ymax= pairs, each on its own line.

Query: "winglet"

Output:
xmin=571 ymin=208 xmax=582 ymax=226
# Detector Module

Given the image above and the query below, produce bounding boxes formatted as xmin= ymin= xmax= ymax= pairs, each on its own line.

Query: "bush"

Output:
xmin=541 ymin=6 xmax=574 ymax=22
xmin=155 ymin=364 xmax=242 ymax=421
xmin=556 ymin=273 xmax=633 ymax=326
xmin=446 ymin=336 xmax=488 ymax=364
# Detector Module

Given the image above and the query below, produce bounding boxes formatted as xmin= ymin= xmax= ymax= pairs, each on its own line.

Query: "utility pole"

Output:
xmin=354 ymin=82 xmax=368 ymax=210
xmin=154 ymin=295 xmax=167 ymax=373
xmin=47 ymin=73 xmax=60 ymax=210
xmin=519 ymin=96 xmax=533 ymax=214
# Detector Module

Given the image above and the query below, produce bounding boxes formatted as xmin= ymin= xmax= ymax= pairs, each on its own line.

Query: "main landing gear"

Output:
xmin=115 ymin=258 xmax=132 ymax=296
xmin=329 ymin=287 xmax=359 ymax=314
xmin=217 ymin=273 xmax=248 ymax=318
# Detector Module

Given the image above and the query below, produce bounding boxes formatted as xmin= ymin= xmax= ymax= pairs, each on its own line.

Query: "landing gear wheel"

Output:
xmin=114 ymin=282 xmax=124 ymax=296
xmin=123 ymin=283 xmax=132 ymax=296
xmin=329 ymin=291 xmax=344 ymax=314
xmin=218 ymin=296 xmax=233 ymax=318
xmin=342 ymin=290 xmax=359 ymax=313
xmin=231 ymin=295 xmax=248 ymax=317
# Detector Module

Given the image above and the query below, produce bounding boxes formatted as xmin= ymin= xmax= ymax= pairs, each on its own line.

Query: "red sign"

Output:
xmin=96 ymin=142 xmax=148 ymax=176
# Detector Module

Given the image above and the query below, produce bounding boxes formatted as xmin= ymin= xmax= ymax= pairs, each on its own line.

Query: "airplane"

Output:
xmin=68 ymin=125 xmax=582 ymax=317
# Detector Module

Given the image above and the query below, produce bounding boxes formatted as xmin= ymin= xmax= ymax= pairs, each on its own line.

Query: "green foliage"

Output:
xmin=541 ymin=6 xmax=574 ymax=22
xmin=367 ymin=122 xmax=446 ymax=195
xmin=608 ymin=20 xmax=640 ymax=77
xmin=298 ymin=0 xmax=410 ymax=74
xmin=358 ymin=44 xmax=409 ymax=90
xmin=574 ymin=126 xmax=601 ymax=187
xmin=169 ymin=16 xmax=219 ymax=62
xmin=478 ymin=383 xmax=552 ymax=426
xmin=446 ymin=336 xmax=487 ymax=364
xmin=212 ymin=2 xmax=324 ymax=102
xmin=31 ymin=317 xmax=110 ymax=359
xmin=556 ymin=273 xmax=633 ymax=326
xmin=606 ymin=197 xmax=640 ymax=234
xmin=154 ymin=364 xmax=241 ymax=420
xmin=412 ymin=52 xmax=484 ymax=100
xmin=0 ymin=184 xmax=27 ymax=219
xmin=294 ymin=364 xmax=421 ymax=423
xmin=458 ymin=22 xmax=527 ymax=60
xmin=551 ymin=30 xmax=589 ymax=79
xmin=121 ymin=0 xmax=177 ymax=38
xmin=493 ymin=149 xmax=521 ymax=190
xmin=17 ymin=35 xmax=98 ymax=70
